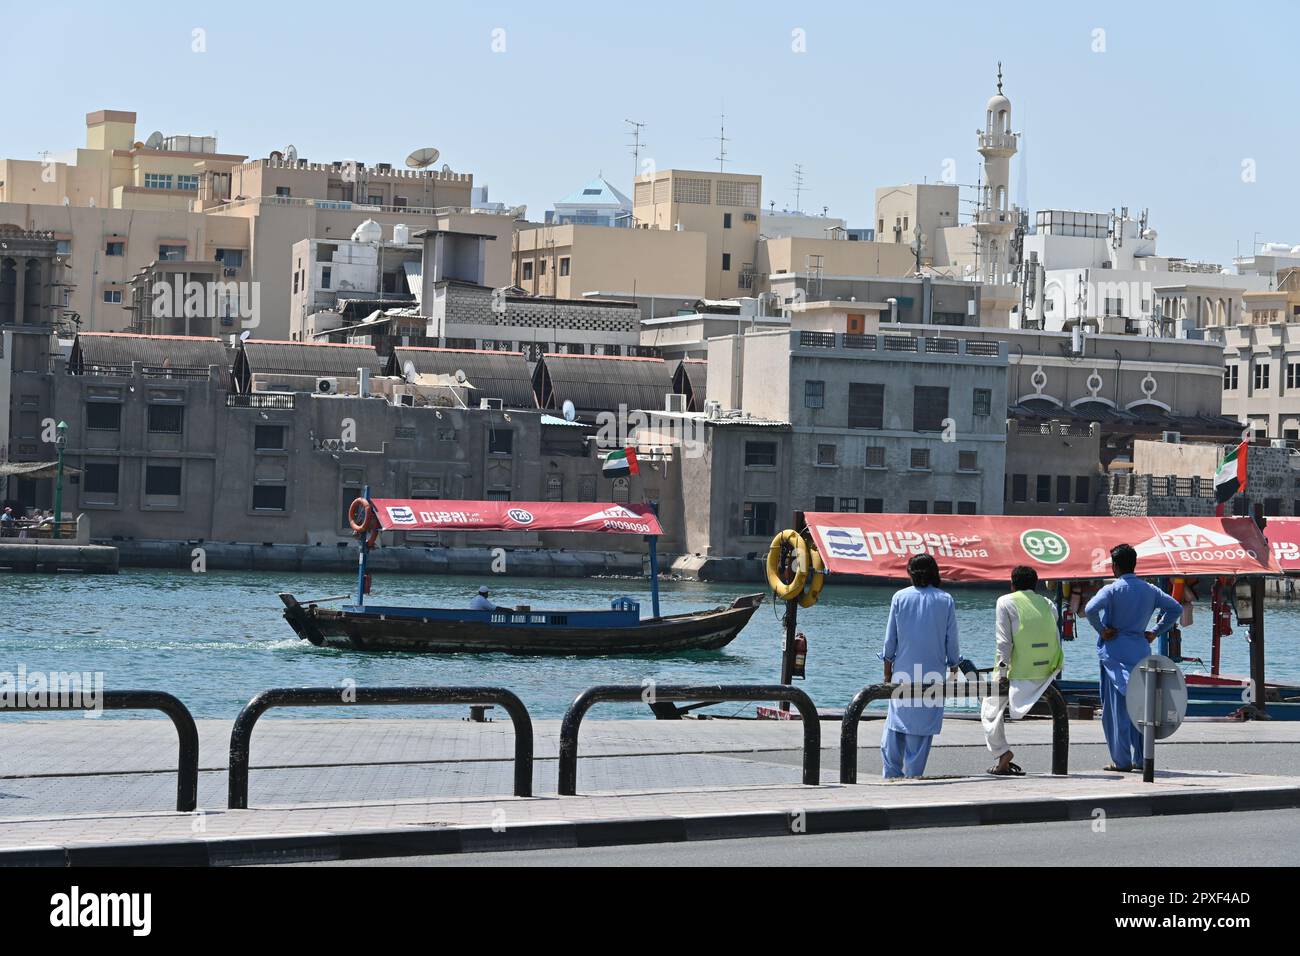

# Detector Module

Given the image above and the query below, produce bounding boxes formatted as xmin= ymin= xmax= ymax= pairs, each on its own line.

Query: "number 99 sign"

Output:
xmin=1020 ymin=528 xmax=1071 ymax=564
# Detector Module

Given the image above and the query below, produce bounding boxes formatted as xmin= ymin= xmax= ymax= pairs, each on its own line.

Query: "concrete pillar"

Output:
xmin=12 ymin=256 xmax=26 ymax=325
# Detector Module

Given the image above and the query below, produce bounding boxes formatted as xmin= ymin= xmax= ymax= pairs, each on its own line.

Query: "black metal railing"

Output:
xmin=0 ymin=690 xmax=199 ymax=811
xmin=558 ymin=684 xmax=820 ymax=795
xmin=965 ymin=340 xmax=1002 ymax=356
xmin=227 ymin=686 xmax=534 ymax=808
xmin=226 ymin=393 xmax=295 ymax=409
xmin=797 ymin=331 xmax=837 ymax=349
xmin=839 ymin=678 xmax=1069 ymax=783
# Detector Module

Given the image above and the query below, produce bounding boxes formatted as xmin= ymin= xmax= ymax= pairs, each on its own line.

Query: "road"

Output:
xmin=296 ymin=808 xmax=1300 ymax=867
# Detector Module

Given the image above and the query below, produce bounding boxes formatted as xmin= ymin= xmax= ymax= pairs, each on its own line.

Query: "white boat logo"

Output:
xmin=387 ymin=506 xmax=417 ymax=525
xmin=507 ymin=508 xmax=535 ymax=525
xmin=1135 ymin=524 xmax=1239 ymax=556
xmin=580 ymin=505 xmax=644 ymax=523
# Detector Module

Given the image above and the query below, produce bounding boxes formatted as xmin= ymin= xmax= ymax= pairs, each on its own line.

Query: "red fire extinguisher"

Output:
xmin=1216 ymin=581 xmax=1233 ymax=636
xmin=1061 ymin=603 xmax=1076 ymax=642
xmin=792 ymin=632 xmax=808 ymax=679
xmin=363 ymin=573 xmax=373 ymax=595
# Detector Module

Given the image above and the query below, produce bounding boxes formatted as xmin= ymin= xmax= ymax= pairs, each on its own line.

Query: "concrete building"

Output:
xmin=631 ymin=169 xmax=762 ymax=299
xmin=754 ymin=236 xmax=916 ymax=296
xmin=1213 ymin=267 xmax=1300 ymax=439
xmin=547 ymin=177 xmax=631 ymax=227
xmin=511 ymin=223 xmax=706 ymax=301
xmin=874 ymin=183 xmax=962 ymax=268
xmin=639 ymin=302 xmax=788 ymax=362
xmin=760 ymin=209 xmax=847 ymax=241
xmin=767 ymin=273 xmax=981 ymax=328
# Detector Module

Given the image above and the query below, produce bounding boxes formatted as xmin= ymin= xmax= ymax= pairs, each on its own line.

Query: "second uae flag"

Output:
xmin=1214 ymin=441 xmax=1248 ymax=504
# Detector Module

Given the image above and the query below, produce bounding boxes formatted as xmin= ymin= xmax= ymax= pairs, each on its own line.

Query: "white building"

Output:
xmin=760 ymin=209 xmax=848 ymax=241
xmin=548 ymin=177 xmax=631 ymax=228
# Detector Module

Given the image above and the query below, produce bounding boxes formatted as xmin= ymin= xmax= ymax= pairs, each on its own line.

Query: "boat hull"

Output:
xmin=280 ymin=592 xmax=765 ymax=656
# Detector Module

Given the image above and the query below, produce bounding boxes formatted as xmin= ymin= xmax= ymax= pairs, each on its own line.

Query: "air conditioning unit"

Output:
xmin=316 ymin=377 xmax=339 ymax=395
xmin=703 ymin=399 xmax=722 ymax=418
xmin=1161 ymin=431 xmax=1181 ymax=444
xmin=665 ymin=393 xmax=687 ymax=413
xmin=479 ymin=397 xmax=503 ymax=410
xmin=397 ymin=393 xmax=416 ymax=407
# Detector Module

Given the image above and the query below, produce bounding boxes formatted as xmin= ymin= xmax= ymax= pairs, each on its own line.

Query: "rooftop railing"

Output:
xmin=794 ymin=331 xmax=1006 ymax=358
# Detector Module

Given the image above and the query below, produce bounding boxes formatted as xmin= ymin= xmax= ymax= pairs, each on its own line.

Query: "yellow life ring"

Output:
xmin=766 ymin=530 xmax=809 ymax=601
xmin=798 ymin=546 xmax=826 ymax=608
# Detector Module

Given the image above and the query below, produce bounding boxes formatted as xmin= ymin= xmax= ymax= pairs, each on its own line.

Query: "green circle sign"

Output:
xmin=1021 ymin=528 xmax=1071 ymax=564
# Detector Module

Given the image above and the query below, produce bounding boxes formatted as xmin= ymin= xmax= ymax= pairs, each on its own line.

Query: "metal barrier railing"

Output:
xmin=558 ymin=684 xmax=820 ymax=795
xmin=0 ymin=690 xmax=199 ymax=811
xmin=840 ymin=678 xmax=1070 ymax=783
xmin=227 ymin=686 xmax=534 ymax=808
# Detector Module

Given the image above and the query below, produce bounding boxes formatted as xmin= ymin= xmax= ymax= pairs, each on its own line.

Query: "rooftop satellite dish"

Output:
xmin=284 ymin=145 xmax=298 ymax=164
xmin=454 ymin=369 xmax=467 ymax=384
xmin=238 ymin=329 xmax=252 ymax=342
xmin=145 ymin=131 xmax=164 ymax=150
xmin=268 ymin=150 xmax=284 ymax=162
xmin=405 ymin=146 xmax=441 ymax=169
xmin=562 ymin=399 xmax=577 ymax=423
xmin=402 ymin=360 xmax=419 ymax=384
xmin=440 ymin=163 xmax=452 ymax=174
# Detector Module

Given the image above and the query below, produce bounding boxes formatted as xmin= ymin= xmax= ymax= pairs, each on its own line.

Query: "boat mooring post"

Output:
xmin=646 ymin=499 xmax=661 ymax=618
xmin=779 ymin=510 xmax=806 ymax=714
xmin=356 ymin=484 xmax=372 ymax=608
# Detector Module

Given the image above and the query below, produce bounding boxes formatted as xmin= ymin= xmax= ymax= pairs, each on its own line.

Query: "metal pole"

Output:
xmin=1141 ymin=659 xmax=1157 ymax=783
xmin=1250 ymin=575 xmax=1268 ymax=718
xmin=356 ymin=484 xmax=371 ymax=607
xmin=646 ymin=500 xmax=660 ymax=618
xmin=53 ymin=432 xmax=65 ymax=540
xmin=779 ymin=510 xmax=805 ymax=713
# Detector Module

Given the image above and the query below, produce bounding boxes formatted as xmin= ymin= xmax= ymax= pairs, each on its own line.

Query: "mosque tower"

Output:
xmin=973 ymin=63 xmax=1022 ymax=322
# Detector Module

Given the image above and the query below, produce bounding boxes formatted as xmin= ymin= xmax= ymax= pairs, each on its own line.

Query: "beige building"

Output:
xmin=632 ymin=169 xmax=762 ymax=299
xmin=511 ymin=223 xmax=707 ymax=300
xmin=754 ymin=236 xmax=914 ymax=293
xmin=1213 ymin=268 xmax=1300 ymax=439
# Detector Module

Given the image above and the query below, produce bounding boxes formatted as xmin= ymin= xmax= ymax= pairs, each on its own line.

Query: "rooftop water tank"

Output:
xmin=392 ymin=223 xmax=411 ymax=245
xmin=351 ymin=219 xmax=382 ymax=243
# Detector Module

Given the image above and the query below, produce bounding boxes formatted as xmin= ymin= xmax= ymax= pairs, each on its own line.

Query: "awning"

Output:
xmin=371 ymin=499 xmax=663 ymax=535
xmin=0 ymin=461 xmax=83 ymax=480
xmin=1262 ymin=517 xmax=1300 ymax=572
xmin=805 ymin=514 xmax=1282 ymax=582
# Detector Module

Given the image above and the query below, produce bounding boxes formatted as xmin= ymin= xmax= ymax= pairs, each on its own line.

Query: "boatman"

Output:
xmin=879 ymin=553 xmax=961 ymax=779
xmin=470 ymin=586 xmax=499 ymax=612
xmin=0 ymin=506 xmax=14 ymax=537
xmin=1084 ymin=544 xmax=1182 ymax=772
xmin=982 ymin=566 xmax=1065 ymax=776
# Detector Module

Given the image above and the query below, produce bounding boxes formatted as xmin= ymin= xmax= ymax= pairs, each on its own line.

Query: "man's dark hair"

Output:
xmin=1111 ymin=543 xmax=1138 ymax=575
xmin=907 ymin=553 xmax=941 ymax=588
xmin=1010 ymin=565 xmax=1038 ymax=591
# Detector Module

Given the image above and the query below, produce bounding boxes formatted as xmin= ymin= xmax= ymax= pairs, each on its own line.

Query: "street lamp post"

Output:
xmin=53 ymin=420 xmax=67 ymax=540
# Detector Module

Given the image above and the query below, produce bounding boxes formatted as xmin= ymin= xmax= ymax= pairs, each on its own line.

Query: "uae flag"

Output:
xmin=1214 ymin=441 xmax=1248 ymax=504
xmin=602 ymin=447 xmax=640 ymax=479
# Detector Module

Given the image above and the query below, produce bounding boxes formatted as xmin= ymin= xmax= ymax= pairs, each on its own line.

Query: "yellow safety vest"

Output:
xmin=1006 ymin=590 xmax=1064 ymax=681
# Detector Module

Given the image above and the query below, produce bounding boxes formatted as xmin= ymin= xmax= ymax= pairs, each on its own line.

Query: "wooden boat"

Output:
xmin=280 ymin=592 xmax=764 ymax=655
xmin=281 ymin=494 xmax=764 ymax=656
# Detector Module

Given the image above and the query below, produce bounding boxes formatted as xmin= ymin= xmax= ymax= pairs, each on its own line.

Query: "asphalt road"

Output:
xmin=295 ymin=808 xmax=1300 ymax=867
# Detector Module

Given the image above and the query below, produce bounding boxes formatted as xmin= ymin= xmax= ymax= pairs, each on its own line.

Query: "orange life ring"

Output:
xmin=348 ymin=497 xmax=378 ymax=534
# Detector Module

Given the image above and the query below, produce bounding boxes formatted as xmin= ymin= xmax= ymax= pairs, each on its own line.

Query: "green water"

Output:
xmin=1 ymin=568 xmax=1295 ymax=719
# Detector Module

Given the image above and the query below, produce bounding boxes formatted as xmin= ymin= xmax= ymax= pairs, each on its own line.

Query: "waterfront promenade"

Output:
xmin=1 ymin=716 xmax=1298 ymax=865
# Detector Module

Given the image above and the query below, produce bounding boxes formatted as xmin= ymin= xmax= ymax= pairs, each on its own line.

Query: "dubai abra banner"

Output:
xmin=371 ymin=500 xmax=663 ymax=535
xmin=805 ymin=514 xmax=1281 ymax=582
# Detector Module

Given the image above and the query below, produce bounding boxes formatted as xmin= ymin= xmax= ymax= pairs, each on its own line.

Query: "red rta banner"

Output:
xmin=371 ymin=499 xmax=663 ymax=535
xmin=805 ymin=514 xmax=1282 ymax=582
xmin=1262 ymin=516 xmax=1300 ymax=571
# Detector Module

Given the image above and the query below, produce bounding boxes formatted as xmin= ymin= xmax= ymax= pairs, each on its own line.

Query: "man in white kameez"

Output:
xmin=981 ymin=565 xmax=1064 ymax=776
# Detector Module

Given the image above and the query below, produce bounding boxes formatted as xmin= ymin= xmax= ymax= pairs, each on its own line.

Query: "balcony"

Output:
xmin=227 ymin=393 xmax=295 ymax=409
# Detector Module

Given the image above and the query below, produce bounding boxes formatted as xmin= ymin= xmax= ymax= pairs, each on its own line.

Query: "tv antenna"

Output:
xmin=714 ymin=109 xmax=729 ymax=172
xmin=626 ymin=119 xmax=647 ymax=178
xmin=792 ymin=163 xmax=806 ymax=212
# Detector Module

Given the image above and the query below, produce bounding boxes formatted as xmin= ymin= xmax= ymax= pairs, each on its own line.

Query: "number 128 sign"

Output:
xmin=1020 ymin=528 xmax=1071 ymax=564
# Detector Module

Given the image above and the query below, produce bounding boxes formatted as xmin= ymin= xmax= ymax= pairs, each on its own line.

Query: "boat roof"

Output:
xmin=805 ymin=513 xmax=1282 ymax=582
xmin=370 ymin=499 xmax=663 ymax=535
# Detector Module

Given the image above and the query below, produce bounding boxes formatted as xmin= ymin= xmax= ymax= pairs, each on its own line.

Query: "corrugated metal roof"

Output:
xmin=534 ymin=353 xmax=673 ymax=419
xmin=70 ymin=332 xmax=231 ymax=373
xmin=388 ymin=347 xmax=536 ymax=409
xmin=673 ymin=359 xmax=708 ymax=411
xmin=239 ymin=340 xmax=383 ymax=377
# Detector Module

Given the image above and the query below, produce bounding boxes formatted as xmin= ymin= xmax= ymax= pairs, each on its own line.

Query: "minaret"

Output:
xmin=974 ymin=63 xmax=1020 ymax=319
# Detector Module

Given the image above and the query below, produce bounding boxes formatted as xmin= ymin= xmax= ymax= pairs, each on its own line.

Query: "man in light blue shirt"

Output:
xmin=470 ymin=586 xmax=499 ymax=612
xmin=1084 ymin=543 xmax=1182 ymax=772
xmin=879 ymin=553 xmax=961 ymax=778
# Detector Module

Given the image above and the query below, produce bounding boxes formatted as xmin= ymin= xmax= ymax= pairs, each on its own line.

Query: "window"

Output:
xmin=145 ymin=464 xmax=182 ymax=497
xmin=848 ymin=383 xmax=884 ymax=429
xmin=367 ymin=194 xmax=383 ymax=205
xmin=958 ymin=450 xmax=978 ymax=471
xmin=1012 ymin=474 xmax=1028 ymax=502
xmin=972 ymin=388 xmax=992 ymax=416
xmin=144 ymin=173 xmax=173 ymax=190
xmin=816 ymin=443 xmax=838 ymax=466
xmin=83 ymin=462 xmax=119 ymax=495
xmin=742 ymin=501 xmax=776 ymax=537
xmin=489 ymin=429 xmax=514 ymax=455
xmin=216 ymin=249 xmax=244 ymax=269
xmin=103 ymin=290 xmax=123 ymax=304
xmin=521 ymin=260 xmax=534 ymax=281
xmin=56 ymin=239 xmax=71 ymax=255
xmin=105 ymin=241 xmax=125 ymax=256
xmin=1036 ymin=475 xmax=1051 ymax=501
xmin=745 ymin=441 xmax=777 ymax=467
xmin=177 ymin=175 xmax=199 ymax=191
xmin=275 ymin=186 xmax=291 ymax=197
xmin=158 ymin=244 xmax=185 ymax=261
xmin=814 ymin=496 xmax=834 ymax=512
xmin=486 ymin=489 xmax=512 ymax=502
xmin=559 ymin=257 xmax=570 ymax=277
xmin=908 ymin=499 xmax=927 ymax=514
xmin=958 ymin=501 xmax=978 ymax=515
xmin=1289 ymin=363 xmax=1300 ymax=391
xmin=723 ymin=212 xmax=732 ymax=229
xmin=933 ymin=500 xmax=953 ymax=514
xmin=1056 ymin=475 xmax=1072 ymax=503
xmin=252 ymin=484 xmax=287 ymax=511
xmin=86 ymin=403 xmax=121 ymax=431
xmin=1224 ymin=364 xmax=1239 ymax=390
xmin=1254 ymin=361 xmax=1271 ymax=390
xmin=254 ymin=425 xmax=285 ymax=450
xmin=147 ymin=404 xmax=184 ymax=434
xmin=321 ymin=267 xmax=332 ymax=289
xmin=721 ymin=253 xmax=731 ymax=272
xmin=865 ymin=446 xmax=886 ymax=468
xmin=838 ymin=498 xmax=859 ymax=512
xmin=538 ymin=259 xmax=546 ymax=276
xmin=1074 ymin=476 xmax=1091 ymax=505
xmin=804 ymin=380 xmax=825 ymax=409
xmin=910 ymin=448 xmax=930 ymax=470
xmin=862 ymin=498 xmax=884 ymax=513
xmin=913 ymin=386 xmax=949 ymax=432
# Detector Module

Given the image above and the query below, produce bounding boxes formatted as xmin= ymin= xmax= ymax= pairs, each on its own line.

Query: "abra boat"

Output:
xmin=280 ymin=495 xmax=763 ymax=655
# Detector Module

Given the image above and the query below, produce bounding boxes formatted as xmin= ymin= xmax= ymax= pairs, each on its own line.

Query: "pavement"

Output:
xmin=0 ymin=715 xmax=1298 ymax=865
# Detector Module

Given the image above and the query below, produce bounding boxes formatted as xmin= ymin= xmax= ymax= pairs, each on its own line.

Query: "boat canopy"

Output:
xmin=370 ymin=499 xmax=663 ymax=535
xmin=1262 ymin=516 xmax=1300 ymax=572
xmin=804 ymin=513 xmax=1283 ymax=582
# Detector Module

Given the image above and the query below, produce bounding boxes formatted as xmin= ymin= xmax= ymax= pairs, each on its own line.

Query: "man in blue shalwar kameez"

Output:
xmin=1084 ymin=543 xmax=1182 ymax=772
xmin=879 ymin=553 xmax=961 ymax=779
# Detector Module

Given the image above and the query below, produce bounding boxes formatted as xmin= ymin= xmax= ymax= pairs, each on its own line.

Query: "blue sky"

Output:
xmin=2 ymin=0 xmax=1296 ymax=264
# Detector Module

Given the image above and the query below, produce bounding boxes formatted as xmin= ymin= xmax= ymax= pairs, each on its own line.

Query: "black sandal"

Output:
xmin=987 ymin=762 xmax=1025 ymax=776
xmin=1103 ymin=764 xmax=1133 ymax=773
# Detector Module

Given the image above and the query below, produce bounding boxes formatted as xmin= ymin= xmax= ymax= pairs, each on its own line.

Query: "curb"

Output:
xmin=3 ymin=784 xmax=1299 ymax=866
